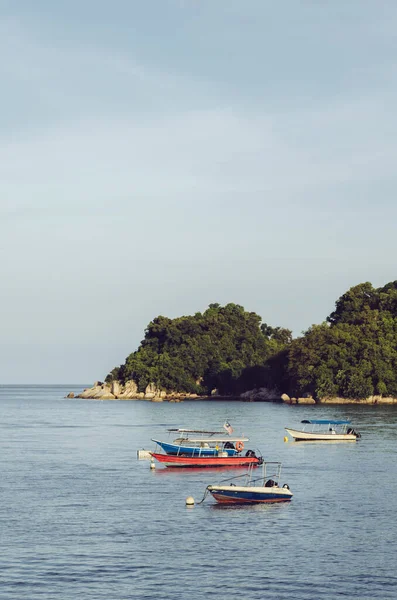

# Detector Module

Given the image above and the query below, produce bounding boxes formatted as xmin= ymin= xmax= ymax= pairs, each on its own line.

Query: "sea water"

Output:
xmin=1 ymin=385 xmax=397 ymax=599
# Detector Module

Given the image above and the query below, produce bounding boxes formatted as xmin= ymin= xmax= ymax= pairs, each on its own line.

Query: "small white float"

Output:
xmin=137 ymin=449 xmax=153 ymax=460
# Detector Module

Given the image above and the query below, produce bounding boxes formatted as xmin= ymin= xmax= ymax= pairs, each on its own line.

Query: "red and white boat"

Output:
xmin=149 ymin=422 xmax=262 ymax=468
xmin=150 ymin=451 xmax=263 ymax=468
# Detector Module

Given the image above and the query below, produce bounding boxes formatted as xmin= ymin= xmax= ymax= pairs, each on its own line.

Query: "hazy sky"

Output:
xmin=1 ymin=1 xmax=397 ymax=383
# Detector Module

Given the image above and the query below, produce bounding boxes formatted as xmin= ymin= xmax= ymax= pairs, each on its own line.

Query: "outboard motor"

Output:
xmin=348 ymin=428 xmax=361 ymax=438
xmin=265 ymin=479 xmax=276 ymax=488
xmin=245 ymin=449 xmax=256 ymax=458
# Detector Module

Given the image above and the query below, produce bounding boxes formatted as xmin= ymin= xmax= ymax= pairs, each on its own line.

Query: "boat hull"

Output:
xmin=285 ymin=428 xmax=357 ymax=442
xmin=150 ymin=452 xmax=262 ymax=468
xmin=208 ymin=485 xmax=293 ymax=504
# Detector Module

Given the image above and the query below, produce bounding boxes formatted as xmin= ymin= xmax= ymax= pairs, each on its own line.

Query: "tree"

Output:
xmin=104 ymin=281 xmax=397 ymax=400
xmin=105 ymin=303 xmax=292 ymax=395
xmin=288 ymin=282 xmax=397 ymax=399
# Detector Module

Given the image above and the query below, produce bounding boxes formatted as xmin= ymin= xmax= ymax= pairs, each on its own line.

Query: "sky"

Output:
xmin=1 ymin=0 xmax=397 ymax=383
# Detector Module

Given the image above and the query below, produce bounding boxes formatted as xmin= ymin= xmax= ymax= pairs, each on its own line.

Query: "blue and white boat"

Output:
xmin=285 ymin=419 xmax=361 ymax=442
xmin=206 ymin=462 xmax=293 ymax=504
xmin=151 ymin=426 xmax=249 ymax=457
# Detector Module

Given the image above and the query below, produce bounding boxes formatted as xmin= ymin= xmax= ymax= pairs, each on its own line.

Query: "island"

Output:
xmin=76 ymin=282 xmax=397 ymax=404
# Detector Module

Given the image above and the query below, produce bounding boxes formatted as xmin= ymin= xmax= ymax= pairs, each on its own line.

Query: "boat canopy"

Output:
xmin=173 ymin=437 xmax=249 ymax=443
xmin=301 ymin=419 xmax=351 ymax=425
xmin=167 ymin=428 xmax=225 ymax=435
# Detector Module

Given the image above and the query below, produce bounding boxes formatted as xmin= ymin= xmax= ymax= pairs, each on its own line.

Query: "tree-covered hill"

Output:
xmin=288 ymin=281 xmax=397 ymax=399
xmin=105 ymin=282 xmax=397 ymax=400
xmin=105 ymin=303 xmax=292 ymax=396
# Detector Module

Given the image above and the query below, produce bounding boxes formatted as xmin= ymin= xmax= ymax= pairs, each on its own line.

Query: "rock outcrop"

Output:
xmin=144 ymin=383 xmax=157 ymax=399
xmin=282 ymin=396 xmax=316 ymax=405
xmin=318 ymin=395 xmax=397 ymax=404
xmin=280 ymin=394 xmax=397 ymax=405
xmin=240 ymin=387 xmax=282 ymax=402
xmin=78 ymin=383 xmax=116 ymax=400
xmin=76 ymin=381 xmax=397 ymax=404
xmin=117 ymin=380 xmax=139 ymax=399
xmin=76 ymin=380 xmax=192 ymax=401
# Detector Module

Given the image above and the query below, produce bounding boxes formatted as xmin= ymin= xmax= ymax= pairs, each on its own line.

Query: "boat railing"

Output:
xmin=300 ymin=419 xmax=352 ymax=433
xmin=212 ymin=461 xmax=280 ymax=487
xmin=215 ymin=471 xmax=253 ymax=486
xmin=176 ymin=444 xmax=211 ymax=457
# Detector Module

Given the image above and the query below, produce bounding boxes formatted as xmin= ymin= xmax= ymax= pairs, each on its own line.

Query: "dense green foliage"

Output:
xmin=106 ymin=282 xmax=397 ymax=400
xmin=287 ymin=282 xmax=397 ymax=399
xmin=105 ymin=303 xmax=291 ymax=395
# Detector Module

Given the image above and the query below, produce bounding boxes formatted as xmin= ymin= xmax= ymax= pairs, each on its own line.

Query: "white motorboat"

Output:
xmin=285 ymin=419 xmax=361 ymax=442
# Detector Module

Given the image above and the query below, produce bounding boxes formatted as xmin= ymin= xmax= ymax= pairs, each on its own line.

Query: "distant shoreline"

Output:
xmin=69 ymin=382 xmax=397 ymax=405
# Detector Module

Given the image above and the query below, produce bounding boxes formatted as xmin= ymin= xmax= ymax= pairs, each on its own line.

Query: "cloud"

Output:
xmin=0 ymin=14 xmax=223 ymax=136
xmin=1 ymin=13 xmax=397 ymax=215
xmin=1 ymin=102 xmax=396 ymax=223
xmin=1 ymin=7 xmax=397 ymax=382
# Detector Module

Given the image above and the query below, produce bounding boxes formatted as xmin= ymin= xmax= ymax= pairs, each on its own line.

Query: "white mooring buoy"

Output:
xmin=150 ymin=459 xmax=156 ymax=470
xmin=185 ymin=496 xmax=195 ymax=506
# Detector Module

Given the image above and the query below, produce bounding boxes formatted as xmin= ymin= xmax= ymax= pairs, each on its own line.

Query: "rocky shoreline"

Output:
xmin=72 ymin=381 xmax=199 ymax=402
xmin=67 ymin=381 xmax=397 ymax=405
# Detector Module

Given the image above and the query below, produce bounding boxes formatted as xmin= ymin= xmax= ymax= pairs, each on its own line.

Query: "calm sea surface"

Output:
xmin=1 ymin=385 xmax=397 ymax=599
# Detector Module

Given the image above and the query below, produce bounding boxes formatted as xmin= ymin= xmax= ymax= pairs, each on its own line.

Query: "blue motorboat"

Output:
xmin=151 ymin=424 xmax=249 ymax=457
xmin=206 ymin=462 xmax=293 ymax=504
xmin=151 ymin=436 xmax=248 ymax=457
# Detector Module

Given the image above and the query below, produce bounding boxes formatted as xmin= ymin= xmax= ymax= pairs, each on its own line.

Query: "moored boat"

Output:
xmin=206 ymin=462 xmax=293 ymax=504
xmin=150 ymin=451 xmax=263 ymax=468
xmin=285 ymin=419 xmax=361 ymax=442
xmin=151 ymin=436 xmax=248 ymax=457
xmin=151 ymin=422 xmax=248 ymax=457
xmin=150 ymin=422 xmax=262 ymax=468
